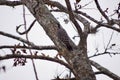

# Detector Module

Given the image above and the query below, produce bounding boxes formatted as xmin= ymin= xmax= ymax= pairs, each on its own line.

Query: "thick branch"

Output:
xmin=90 ymin=60 xmax=120 ymax=80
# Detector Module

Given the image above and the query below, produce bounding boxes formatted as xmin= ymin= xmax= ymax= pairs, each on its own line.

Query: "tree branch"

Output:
xmin=0 ymin=45 xmax=57 ymax=50
xmin=90 ymin=60 xmax=120 ymax=80
xmin=89 ymin=51 xmax=120 ymax=58
xmin=97 ymin=23 xmax=120 ymax=32
xmin=94 ymin=71 xmax=103 ymax=75
xmin=0 ymin=54 xmax=74 ymax=75
xmin=65 ymin=0 xmax=82 ymax=37
xmin=0 ymin=0 xmax=23 ymax=7
xmin=104 ymin=31 xmax=114 ymax=53
xmin=94 ymin=0 xmax=109 ymax=22
xmin=44 ymin=1 xmax=120 ymax=33
xmin=75 ymin=9 xmax=120 ymax=33
xmin=75 ymin=10 xmax=120 ymax=33
xmin=0 ymin=30 xmax=34 ymax=46
xmin=44 ymin=0 xmax=90 ymax=33
xmin=16 ymin=19 xmax=37 ymax=35
xmin=75 ymin=10 xmax=100 ymax=25
xmin=22 ymin=5 xmax=39 ymax=80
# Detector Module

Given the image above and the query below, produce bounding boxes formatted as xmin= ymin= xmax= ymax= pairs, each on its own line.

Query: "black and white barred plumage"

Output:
xmin=57 ymin=24 xmax=73 ymax=51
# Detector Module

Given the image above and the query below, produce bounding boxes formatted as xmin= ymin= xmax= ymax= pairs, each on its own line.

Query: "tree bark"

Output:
xmin=21 ymin=0 xmax=96 ymax=80
xmin=71 ymin=34 xmax=96 ymax=80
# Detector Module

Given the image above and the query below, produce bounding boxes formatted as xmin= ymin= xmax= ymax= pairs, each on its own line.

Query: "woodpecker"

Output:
xmin=57 ymin=23 xmax=73 ymax=51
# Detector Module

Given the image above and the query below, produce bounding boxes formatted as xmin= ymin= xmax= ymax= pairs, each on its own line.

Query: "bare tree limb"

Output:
xmin=75 ymin=9 xmax=120 ymax=33
xmin=0 ymin=45 xmax=57 ymax=50
xmin=44 ymin=0 xmax=90 ymax=33
xmin=112 ymin=19 xmax=120 ymax=27
xmin=16 ymin=19 xmax=37 ymax=35
xmin=104 ymin=31 xmax=114 ymax=53
xmin=89 ymin=51 xmax=120 ymax=58
xmin=0 ymin=0 xmax=22 ymax=7
xmin=0 ymin=30 xmax=34 ymax=46
xmin=44 ymin=0 xmax=98 ymax=25
xmin=94 ymin=0 xmax=109 ymax=22
xmin=0 ymin=0 xmax=119 ymax=33
xmin=90 ymin=22 xmax=120 ymax=33
xmin=75 ymin=10 xmax=120 ymax=33
xmin=94 ymin=71 xmax=103 ymax=75
xmin=0 ymin=30 xmax=57 ymax=50
xmin=75 ymin=10 xmax=99 ymax=23
xmin=90 ymin=60 xmax=120 ymax=80
xmin=0 ymin=54 xmax=75 ymax=76
xmin=65 ymin=0 xmax=82 ymax=37
xmin=44 ymin=0 xmax=120 ymax=34
xmin=97 ymin=23 xmax=120 ymax=32
xmin=22 ymin=6 xmax=38 ymax=80
xmin=44 ymin=0 xmax=120 ymax=33
xmin=2 ymin=54 xmax=120 ymax=80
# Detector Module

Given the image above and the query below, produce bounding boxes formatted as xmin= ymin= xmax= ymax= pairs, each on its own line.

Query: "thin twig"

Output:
xmin=101 ymin=31 xmax=106 ymax=50
xmin=94 ymin=71 xmax=103 ymax=75
xmin=94 ymin=0 xmax=109 ymax=22
xmin=105 ymin=31 xmax=114 ymax=49
xmin=0 ymin=31 xmax=34 ymax=46
xmin=82 ymin=0 xmax=93 ymax=8
xmin=89 ymin=51 xmax=120 ymax=58
xmin=22 ymin=5 xmax=39 ymax=80
xmin=16 ymin=19 xmax=36 ymax=35
xmin=104 ymin=31 xmax=114 ymax=57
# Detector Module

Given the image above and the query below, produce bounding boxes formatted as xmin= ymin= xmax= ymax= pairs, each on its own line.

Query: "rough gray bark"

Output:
xmin=21 ymin=0 xmax=96 ymax=80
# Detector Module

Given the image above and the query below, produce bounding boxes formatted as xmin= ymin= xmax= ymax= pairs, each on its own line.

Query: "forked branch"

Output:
xmin=65 ymin=0 xmax=82 ymax=37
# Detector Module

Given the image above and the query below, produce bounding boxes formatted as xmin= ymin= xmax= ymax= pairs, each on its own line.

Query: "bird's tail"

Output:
xmin=66 ymin=44 xmax=73 ymax=51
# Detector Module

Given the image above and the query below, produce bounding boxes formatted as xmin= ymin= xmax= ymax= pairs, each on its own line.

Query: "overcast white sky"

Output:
xmin=0 ymin=0 xmax=120 ymax=80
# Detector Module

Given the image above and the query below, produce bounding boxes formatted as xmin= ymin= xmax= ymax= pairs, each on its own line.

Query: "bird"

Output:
xmin=57 ymin=23 xmax=73 ymax=51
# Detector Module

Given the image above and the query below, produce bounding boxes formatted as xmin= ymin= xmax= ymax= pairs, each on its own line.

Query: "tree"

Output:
xmin=0 ymin=0 xmax=120 ymax=80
